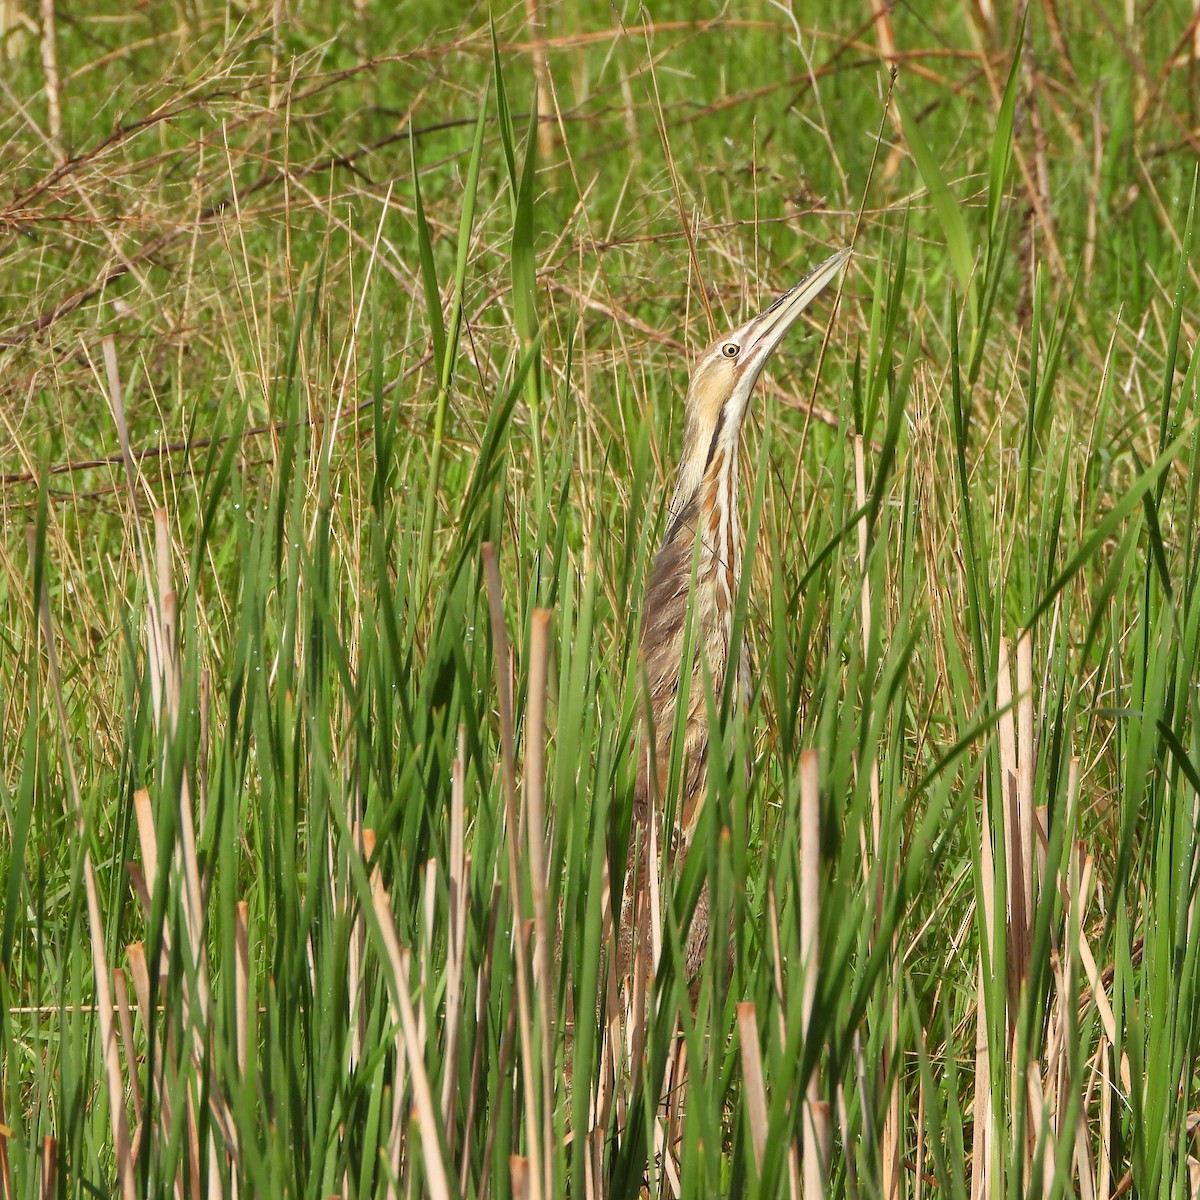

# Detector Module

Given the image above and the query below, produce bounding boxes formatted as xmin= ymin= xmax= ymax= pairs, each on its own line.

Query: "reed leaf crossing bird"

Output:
xmin=621 ymin=246 xmax=852 ymax=987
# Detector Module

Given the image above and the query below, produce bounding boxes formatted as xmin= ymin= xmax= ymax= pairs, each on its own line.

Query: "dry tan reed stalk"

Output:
xmin=768 ymin=882 xmax=803 ymax=1200
xmin=231 ymin=901 xmax=249 ymax=1200
xmin=483 ymin=541 xmax=545 ymax=1200
xmin=112 ymin=968 xmax=142 ymax=1146
xmin=124 ymin=941 xmax=183 ymax=1200
xmin=971 ymin=727 xmax=996 ymax=1200
xmin=420 ymin=861 xmax=438 ymax=1055
xmin=1017 ymin=631 xmax=1037 ymax=975
xmin=527 ymin=607 xmax=556 ymax=1193
xmin=37 ymin=0 xmax=61 ymax=158
xmin=39 ymin=1136 xmax=55 ymax=1200
xmin=511 ymin=1154 xmax=531 ymax=1200
xmin=523 ymin=0 xmax=555 ymax=160
xmin=460 ymin=878 xmax=503 ymax=1192
xmin=442 ymin=729 xmax=469 ymax=1151
xmin=997 ymin=636 xmax=1024 ymax=1009
xmin=0 ymin=1088 xmax=11 ymax=1200
xmin=853 ymin=433 xmax=897 ymax=1199
xmin=799 ymin=749 xmax=825 ymax=1199
xmin=370 ymin=881 xmax=452 ymax=1200
xmin=738 ymin=1002 xmax=769 ymax=1174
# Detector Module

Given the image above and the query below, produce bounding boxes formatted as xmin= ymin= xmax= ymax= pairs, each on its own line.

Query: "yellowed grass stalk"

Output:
xmin=971 ymin=659 xmax=997 ymax=1200
xmin=1015 ymin=630 xmax=1044 ymax=1184
xmin=442 ymin=729 xmax=470 ymax=1152
xmin=420 ymin=859 xmax=438 ymax=1060
xmin=235 ymin=902 xmax=250 ymax=1081
xmin=800 ymin=749 xmax=827 ymax=1198
xmin=345 ymin=798 xmax=368 ymax=1074
xmin=230 ymin=900 xmax=250 ymax=1200
xmin=591 ymin=847 xmax=618 ymax=1198
xmin=483 ymin=542 xmax=545 ymax=1200
xmin=1017 ymin=631 xmax=1037 ymax=981
xmin=768 ymin=883 xmax=803 ymax=1200
xmin=1063 ymin=761 xmax=1100 ymax=1199
xmin=651 ymin=1105 xmax=684 ymax=1197
xmin=854 ymin=434 xmax=897 ymax=1200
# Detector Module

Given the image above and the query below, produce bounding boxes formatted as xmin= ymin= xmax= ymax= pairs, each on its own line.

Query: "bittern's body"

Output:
xmin=621 ymin=247 xmax=851 ymax=985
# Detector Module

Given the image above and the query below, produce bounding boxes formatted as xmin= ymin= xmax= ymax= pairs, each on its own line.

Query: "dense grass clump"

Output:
xmin=2 ymin=3 xmax=1200 ymax=1197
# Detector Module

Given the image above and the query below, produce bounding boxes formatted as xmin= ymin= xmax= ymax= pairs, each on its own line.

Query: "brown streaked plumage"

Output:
xmin=621 ymin=246 xmax=852 ymax=987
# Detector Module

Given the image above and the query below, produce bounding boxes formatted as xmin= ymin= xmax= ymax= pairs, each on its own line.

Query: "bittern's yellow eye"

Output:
xmin=721 ymin=342 xmax=740 ymax=358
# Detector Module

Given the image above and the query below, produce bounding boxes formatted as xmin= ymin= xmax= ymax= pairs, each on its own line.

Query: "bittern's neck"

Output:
xmin=664 ymin=423 xmax=742 ymax=573
xmin=669 ymin=401 xmax=747 ymax=526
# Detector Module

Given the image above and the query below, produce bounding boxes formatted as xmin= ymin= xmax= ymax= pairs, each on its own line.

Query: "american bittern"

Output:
xmin=621 ymin=246 xmax=851 ymax=986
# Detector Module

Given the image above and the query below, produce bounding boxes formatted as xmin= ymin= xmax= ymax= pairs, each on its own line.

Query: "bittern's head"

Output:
xmin=671 ymin=246 xmax=851 ymax=508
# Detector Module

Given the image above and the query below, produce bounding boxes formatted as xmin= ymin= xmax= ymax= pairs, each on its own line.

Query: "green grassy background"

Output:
xmin=2 ymin=1 xmax=1200 ymax=1197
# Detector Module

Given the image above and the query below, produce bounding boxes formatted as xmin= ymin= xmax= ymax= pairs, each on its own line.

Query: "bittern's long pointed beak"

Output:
xmin=742 ymin=246 xmax=851 ymax=369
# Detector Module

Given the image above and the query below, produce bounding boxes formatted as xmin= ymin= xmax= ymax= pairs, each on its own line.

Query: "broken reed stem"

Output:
xmin=799 ymin=749 xmax=826 ymax=1199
